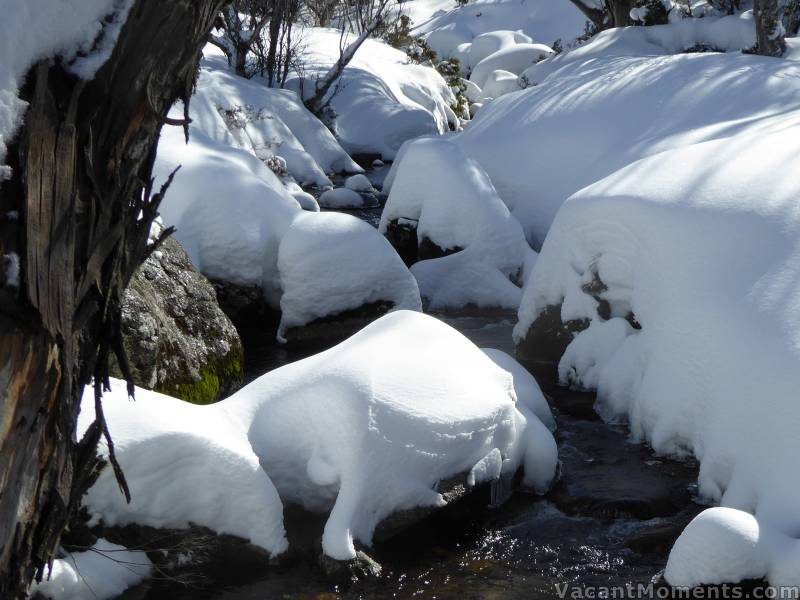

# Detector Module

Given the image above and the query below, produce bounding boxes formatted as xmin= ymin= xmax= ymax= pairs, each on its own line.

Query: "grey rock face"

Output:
xmin=112 ymin=235 xmax=243 ymax=404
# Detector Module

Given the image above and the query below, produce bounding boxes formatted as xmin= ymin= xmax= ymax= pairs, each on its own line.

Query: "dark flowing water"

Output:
xmin=119 ymin=164 xmax=704 ymax=600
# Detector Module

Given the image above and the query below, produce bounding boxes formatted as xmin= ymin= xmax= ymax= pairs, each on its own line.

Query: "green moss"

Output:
xmin=156 ymin=349 xmax=243 ymax=406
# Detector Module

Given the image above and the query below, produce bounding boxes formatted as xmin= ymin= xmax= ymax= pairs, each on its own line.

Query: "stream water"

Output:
xmin=119 ymin=164 xmax=704 ymax=599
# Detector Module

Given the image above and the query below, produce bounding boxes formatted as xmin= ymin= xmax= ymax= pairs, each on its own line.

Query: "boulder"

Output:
xmin=112 ymin=235 xmax=243 ymax=404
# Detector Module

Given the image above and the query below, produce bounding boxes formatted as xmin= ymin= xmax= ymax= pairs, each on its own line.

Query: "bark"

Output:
xmin=568 ymin=0 xmax=634 ymax=30
xmin=0 ymin=0 xmax=226 ymax=596
xmin=754 ymin=0 xmax=786 ymax=56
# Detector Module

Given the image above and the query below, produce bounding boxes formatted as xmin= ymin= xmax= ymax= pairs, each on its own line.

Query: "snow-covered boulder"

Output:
xmin=344 ymin=173 xmax=375 ymax=193
xmin=288 ymin=27 xmax=458 ymax=160
xmin=380 ymin=137 xmax=533 ymax=310
xmin=83 ymin=311 xmax=558 ymax=566
xmin=479 ymin=69 xmax=521 ymax=101
xmin=114 ymin=229 xmax=243 ymax=405
xmin=276 ymin=212 xmax=422 ymax=341
xmin=318 ymin=187 xmax=365 ymax=209
xmin=513 ymin=126 xmax=800 ymax=587
xmin=469 ymin=43 xmax=552 ymax=89
xmin=449 ymin=51 xmax=800 ymax=247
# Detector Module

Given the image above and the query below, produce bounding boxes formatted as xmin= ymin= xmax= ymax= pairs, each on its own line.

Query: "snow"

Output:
xmin=31 ymin=539 xmax=151 ymax=600
xmin=318 ymin=187 xmax=365 ymax=208
xmin=276 ymin=212 xmax=422 ymax=339
xmin=445 ymin=50 xmax=800 ymax=247
xmin=482 ymin=348 xmax=555 ymax=432
xmin=380 ymin=137 xmax=532 ymax=309
xmin=469 ymin=43 xmax=553 ymax=89
xmin=344 ymin=173 xmax=374 ymax=193
xmin=83 ymin=311 xmax=558 ymax=563
xmin=665 ymin=508 xmax=771 ymax=587
xmin=194 ymin=48 xmax=362 ymax=186
xmin=412 ymin=0 xmax=586 ymax=62
xmin=0 ymin=0 xmax=131 ymax=177
xmin=155 ymin=115 xmax=302 ymax=305
xmin=479 ymin=69 xmax=521 ymax=102
xmin=80 ymin=380 xmax=289 ymax=557
xmin=288 ymin=27 xmax=457 ymax=160
xmin=513 ymin=124 xmax=800 ymax=586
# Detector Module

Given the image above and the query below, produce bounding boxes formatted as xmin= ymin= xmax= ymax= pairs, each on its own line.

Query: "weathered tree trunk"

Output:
xmin=608 ymin=0 xmax=634 ymax=27
xmin=0 ymin=1 xmax=225 ymax=596
xmin=754 ymin=0 xmax=786 ymax=56
xmin=568 ymin=0 xmax=633 ymax=30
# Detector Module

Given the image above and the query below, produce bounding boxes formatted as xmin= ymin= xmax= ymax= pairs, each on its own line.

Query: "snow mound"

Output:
xmin=414 ymin=0 xmax=585 ymax=62
xmin=665 ymin=508 xmax=770 ymax=587
xmin=81 ymin=380 xmax=289 ymax=556
xmin=289 ymin=27 xmax=457 ymax=160
xmin=31 ymin=538 xmax=151 ymax=600
xmin=86 ymin=312 xmax=558 ymax=563
xmin=514 ymin=126 xmax=800 ymax=585
xmin=318 ymin=187 xmax=365 ymax=208
xmin=0 ymin=0 xmax=132 ymax=176
xmin=155 ymin=120 xmax=301 ymax=305
xmin=194 ymin=51 xmax=362 ymax=186
xmin=482 ymin=348 xmax=555 ymax=432
xmin=277 ymin=212 xmax=422 ymax=338
xmin=345 ymin=173 xmax=374 ymax=193
xmin=452 ymin=51 xmax=800 ymax=247
xmin=380 ymin=137 xmax=531 ymax=309
xmin=479 ymin=69 xmax=521 ymax=101
xmin=469 ymin=43 xmax=553 ymax=89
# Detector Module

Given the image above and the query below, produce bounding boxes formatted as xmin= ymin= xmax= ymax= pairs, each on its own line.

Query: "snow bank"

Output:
xmin=414 ymin=0 xmax=585 ymax=61
xmin=452 ymin=51 xmax=800 ymax=247
xmin=469 ymin=43 xmax=553 ymax=89
xmin=81 ymin=380 xmax=289 ymax=556
xmin=194 ymin=50 xmax=362 ymax=186
xmin=380 ymin=137 xmax=532 ymax=309
xmin=276 ymin=212 xmax=422 ymax=338
xmin=84 ymin=312 xmax=558 ymax=564
xmin=514 ymin=126 xmax=800 ymax=586
xmin=31 ymin=539 xmax=150 ymax=600
xmin=288 ymin=27 xmax=457 ymax=159
xmin=0 ymin=0 xmax=132 ymax=177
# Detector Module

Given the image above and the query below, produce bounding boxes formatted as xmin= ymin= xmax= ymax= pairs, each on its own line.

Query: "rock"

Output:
xmin=111 ymin=235 xmax=243 ymax=404
xmin=344 ymin=173 xmax=374 ymax=193
xmin=279 ymin=300 xmax=395 ymax=346
xmin=382 ymin=217 xmax=464 ymax=267
xmin=514 ymin=303 xmax=590 ymax=385
xmin=319 ymin=550 xmax=382 ymax=583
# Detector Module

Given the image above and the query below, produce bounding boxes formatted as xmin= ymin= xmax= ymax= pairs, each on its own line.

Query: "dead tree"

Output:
xmin=754 ymin=0 xmax=786 ymax=56
xmin=0 ymin=1 xmax=225 ymax=596
xmin=568 ymin=0 xmax=635 ymax=30
xmin=209 ymin=1 xmax=272 ymax=77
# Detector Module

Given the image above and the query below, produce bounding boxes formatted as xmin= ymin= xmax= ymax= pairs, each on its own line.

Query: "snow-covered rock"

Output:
xmin=114 ymin=230 xmax=243 ymax=404
xmin=83 ymin=311 xmax=558 ymax=565
xmin=479 ymin=69 xmax=521 ymax=101
xmin=288 ymin=27 xmax=457 ymax=160
xmin=31 ymin=539 xmax=151 ymax=600
xmin=318 ymin=187 xmax=365 ymax=209
xmin=344 ymin=173 xmax=374 ymax=193
xmin=276 ymin=212 xmax=422 ymax=341
xmin=469 ymin=43 xmax=553 ymax=89
xmin=380 ymin=137 xmax=532 ymax=309
xmin=513 ymin=125 xmax=800 ymax=587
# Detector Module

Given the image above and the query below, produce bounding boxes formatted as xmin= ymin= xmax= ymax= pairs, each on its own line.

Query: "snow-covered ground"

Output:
xmin=82 ymin=311 xmax=557 ymax=562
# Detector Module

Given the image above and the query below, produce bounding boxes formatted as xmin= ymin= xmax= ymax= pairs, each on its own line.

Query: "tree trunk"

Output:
xmin=754 ymin=0 xmax=786 ymax=56
xmin=0 ymin=1 xmax=225 ymax=596
xmin=607 ymin=0 xmax=633 ymax=27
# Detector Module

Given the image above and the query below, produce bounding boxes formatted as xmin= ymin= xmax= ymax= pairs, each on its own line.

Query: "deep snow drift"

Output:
xmin=514 ymin=126 xmax=800 ymax=586
xmin=276 ymin=212 xmax=422 ymax=339
xmin=381 ymin=137 xmax=533 ymax=309
xmin=407 ymin=45 xmax=800 ymax=248
xmin=83 ymin=312 xmax=557 ymax=562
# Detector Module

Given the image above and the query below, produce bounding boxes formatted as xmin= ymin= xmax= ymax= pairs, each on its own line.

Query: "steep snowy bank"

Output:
xmin=84 ymin=312 xmax=557 ymax=563
xmin=514 ymin=127 xmax=800 ymax=586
